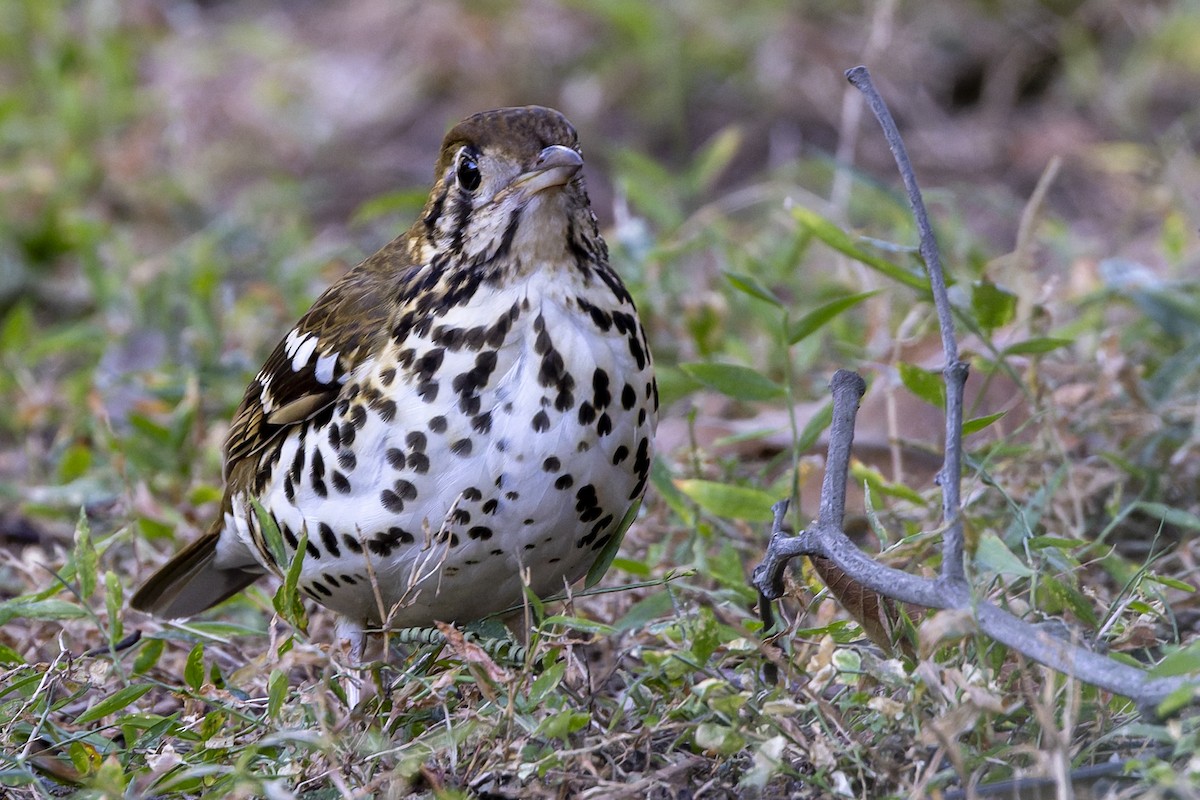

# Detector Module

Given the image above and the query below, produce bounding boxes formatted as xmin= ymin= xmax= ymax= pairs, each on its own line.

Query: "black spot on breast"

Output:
xmin=338 ymin=450 xmax=357 ymax=471
xmin=381 ymin=489 xmax=405 ymax=513
xmin=306 ymin=539 xmax=320 ymax=559
xmin=577 ymin=297 xmax=613 ymax=331
xmin=464 ymin=325 xmax=488 ymax=351
xmin=621 ymin=383 xmax=636 ymax=410
xmin=459 ymin=395 xmax=481 ymax=415
xmin=505 ymin=491 xmax=519 ymax=501
xmin=613 ymin=445 xmax=630 ymax=464
xmin=281 ymin=522 xmax=299 ymax=550
xmin=629 ymin=436 xmax=651 ymax=499
xmin=417 ymin=381 xmax=439 ymax=403
xmin=311 ymin=579 xmax=332 ymax=597
xmin=350 ymin=405 xmax=367 ymax=430
xmin=591 ymin=533 xmax=613 ymax=552
xmin=394 ymin=479 xmax=418 ymax=500
xmin=638 ymin=408 xmax=647 ymax=426
xmin=628 ymin=337 xmax=646 ymax=370
xmin=597 ymin=413 xmax=612 ymax=436
xmin=462 ymin=487 xmax=483 ymax=501
xmin=452 ymin=508 xmax=471 ymax=525
xmin=342 ymin=533 xmax=363 ymax=554
xmin=339 ymin=421 xmax=356 ymax=448
xmin=312 ymin=476 xmax=328 ymax=498
xmin=482 ymin=498 xmax=499 ymax=515
xmin=578 ymin=402 xmax=596 ymax=425
xmin=555 ymin=474 xmax=574 ymax=490
xmin=543 ymin=457 xmax=561 ymax=472
xmin=310 ymin=449 xmax=325 ymax=482
xmin=379 ymin=367 xmax=396 ymax=387
xmin=386 ymin=448 xmax=406 ymax=469
xmin=531 ymin=410 xmax=550 ymax=432
xmin=406 ymin=431 xmax=427 ymax=451
xmin=319 ymin=523 xmax=341 ymax=558
xmin=284 ymin=476 xmax=296 ymax=503
xmin=472 ymin=411 xmax=493 ymax=434
xmin=324 ymin=574 xmax=340 ymax=588
xmin=327 ymin=424 xmax=342 ymax=450
xmin=468 ymin=526 xmax=493 ymax=540
xmin=429 ymin=416 xmax=448 ymax=433
xmin=332 ymin=471 xmax=351 ymax=494
xmin=415 ymin=348 xmax=445 ymax=381
xmin=408 ymin=453 xmax=430 ymax=473
xmin=376 ymin=399 xmax=397 ymax=423
xmin=593 ymin=370 xmax=612 ymax=408
xmin=290 ymin=443 xmax=306 ymax=484
xmin=451 ymin=438 xmax=473 ymax=456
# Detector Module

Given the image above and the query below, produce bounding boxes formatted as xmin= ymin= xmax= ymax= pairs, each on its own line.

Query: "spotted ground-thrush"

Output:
xmin=131 ymin=106 xmax=658 ymax=652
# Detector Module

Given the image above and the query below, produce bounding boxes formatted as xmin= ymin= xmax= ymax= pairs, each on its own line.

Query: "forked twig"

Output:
xmin=752 ymin=66 xmax=1196 ymax=716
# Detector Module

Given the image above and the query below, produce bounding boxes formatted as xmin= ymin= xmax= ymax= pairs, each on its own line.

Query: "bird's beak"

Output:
xmin=514 ymin=145 xmax=583 ymax=196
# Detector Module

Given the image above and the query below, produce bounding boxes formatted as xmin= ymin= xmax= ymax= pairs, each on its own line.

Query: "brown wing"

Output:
xmin=223 ymin=257 xmax=401 ymax=482
xmin=131 ymin=242 xmax=411 ymax=619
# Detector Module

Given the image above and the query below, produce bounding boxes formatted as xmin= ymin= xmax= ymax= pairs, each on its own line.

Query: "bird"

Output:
xmin=130 ymin=106 xmax=658 ymax=658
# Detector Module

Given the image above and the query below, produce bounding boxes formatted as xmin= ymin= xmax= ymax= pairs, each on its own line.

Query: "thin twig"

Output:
xmin=844 ymin=65 xmax=968 ymax=582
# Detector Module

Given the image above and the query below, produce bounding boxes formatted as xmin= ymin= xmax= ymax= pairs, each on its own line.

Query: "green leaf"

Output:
xmin=184 ymin=643 xmax=205 ymax=691
xmin=536 ymin=709 xmax=590 ymax=741
xmin=1133 ymin=501 xmax=1200 ymax=532
xmin=267 ymin=669 xmax=288 ymax=719
xmin=962 ymin=411 xmax=1006 ymax=435
xmin=528 ymin=661 xmax=566 ymax=704
xmin=133 ymin=638 xmax=163 ymax=675
xmin=1147 ymin=574 xmax=1196 ymax=593
xmin=1001 ymin=337 xmax=1072 ymax=356
xmin=690 ymin=126 xmax=742 ymax=191
xmin=971 ymin=279 xmax=1017 ymax=332
xmin=787 ymin=291 xmax=879 ymax=344
xmin=792 ymin=207 xmax=928 ymax=290
xmin=1027 ymin=536 xmax=1083 ymax=550
xmin=1150 ymin=640 xmax=1200 ymax=678
xmin=974 ymin=533 xmax=1034 ymax=578
xmin=674 ymin=479 xmax=776 ymax=521
xmin=252 ymin=499 xmax=288 ymax=571
xmin=274 ymin=527 xmax=309 ymax=632
xmin=105 ymin=570 xmax=123 ymax=645
xmin=613 ymin=591 xmax=674 ymax=633
xmin=74 ymin=684 xmax=153 ymax=725
xmin=73 ymin=510 xmax=97 ymax=600
xmin=724 ymin=271 xmax=783 ymax=308
xmin=897 ymin=362 xmax=945 ymax=408
xmin=694 ymin=722 xmax=746 ymax=756
xmin=58 ymin=443 xmax=92 ymax=484
xmin=1156 ymin=683 xmax=1199 ymax=718
xmin=0 ymin=598 xmax=89 ymax=626
xmin=540 ymin=615 xmax=617 ymax=636
xmin=585 ymin=499 xmax=640 ymax=589
xmin=851 ymin=463 xmax=925 ymax=504
xmin=796 ymin=401 xmax=833 ymax=453
xmin=679 ymin=362 xmax=785 ymax=402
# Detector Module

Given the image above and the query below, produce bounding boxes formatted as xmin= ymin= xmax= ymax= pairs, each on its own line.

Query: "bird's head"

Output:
xmin=414 ymin=106 xmax=599 ymax=272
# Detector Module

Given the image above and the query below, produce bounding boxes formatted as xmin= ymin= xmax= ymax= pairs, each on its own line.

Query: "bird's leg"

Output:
xmin=335 ymin=616 xmax=373 ymax=709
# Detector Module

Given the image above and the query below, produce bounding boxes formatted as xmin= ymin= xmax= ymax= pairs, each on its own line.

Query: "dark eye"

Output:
xmin=456 ymin=150 xmax=481 ymax=192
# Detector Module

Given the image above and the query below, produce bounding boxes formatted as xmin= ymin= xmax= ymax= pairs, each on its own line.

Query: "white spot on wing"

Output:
xmin=283 ymin=328 xmax=304 ymax=358
xmin=314 ymin=351 xmax=338 ymax=384
xmin=291 ymin=334 xmax=318 ymax=372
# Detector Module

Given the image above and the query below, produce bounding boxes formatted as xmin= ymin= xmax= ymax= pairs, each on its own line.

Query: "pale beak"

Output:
xmin=514 ymin=145 xmax=583 ymax=196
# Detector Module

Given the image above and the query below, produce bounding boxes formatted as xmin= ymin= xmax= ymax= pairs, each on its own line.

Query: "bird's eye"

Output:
xmin=456 ymin=150 xmax=482 ymax=192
